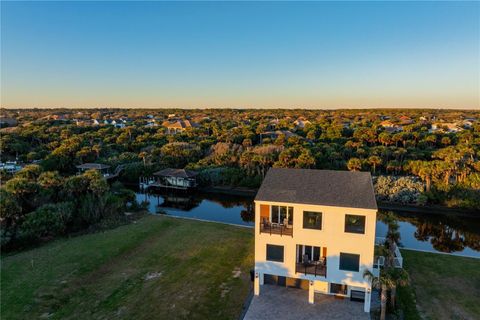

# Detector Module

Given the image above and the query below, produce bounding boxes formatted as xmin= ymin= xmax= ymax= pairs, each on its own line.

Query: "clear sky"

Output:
xmin=1 ymin=1 xmax=479 ymax=109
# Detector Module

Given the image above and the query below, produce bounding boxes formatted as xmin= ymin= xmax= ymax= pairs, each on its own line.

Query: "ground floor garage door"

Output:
xmin=350 ymin=290 xmax=366 ymax=302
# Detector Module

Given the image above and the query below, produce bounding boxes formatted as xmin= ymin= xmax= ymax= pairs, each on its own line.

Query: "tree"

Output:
xmin=368 ymin=156 xmax=382 ymax=174
xmin=347 ymin=158 xmax=362 ymax=171
xmin=363 ymin=269 xmax=395 ymax=320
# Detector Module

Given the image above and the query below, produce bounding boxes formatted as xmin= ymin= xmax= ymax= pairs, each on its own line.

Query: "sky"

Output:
xmin=1 ymin=1 xmax=479 ymax=109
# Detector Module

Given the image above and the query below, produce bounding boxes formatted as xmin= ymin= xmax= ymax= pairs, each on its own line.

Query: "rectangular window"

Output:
xmin=266 ymin=244 xmax=284 ymax=262
xmin=330 ymin=283 xmax=348 ymax=295
xmin=339 ymin=253 xmax=360 ymax=272
xmin=344 ymin=214 xmax=366 ymax=234
xmin=303 ymin=211 xmax=322 ymax=230
xmin=271 ymin=205 xmax=294 ymax=225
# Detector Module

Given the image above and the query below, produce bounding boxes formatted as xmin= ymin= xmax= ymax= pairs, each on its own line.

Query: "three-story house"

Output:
xmin=254 ymin=168 xmax=377 ymax=313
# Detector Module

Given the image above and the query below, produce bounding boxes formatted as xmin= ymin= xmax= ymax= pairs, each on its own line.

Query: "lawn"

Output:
xmin=401 ymin=249 xmax=480 ymax=320
xmin=1 ymin=216 xmax=254 ymax=320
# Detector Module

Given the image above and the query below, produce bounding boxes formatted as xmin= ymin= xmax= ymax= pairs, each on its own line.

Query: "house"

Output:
xmin=153 ymin=168 xmax=198 ymax=189
xmin=379 ymin=120 xmax=403 ymax=133
xmin=103 ymin=119 xmax=128 ymax=128
xmin=260 ymin=130 xmax=298 ymax=143
xmin=398 ymin=115 xmax=413 ymax=125
xmin=253 ymin=168 xmax=377 ymax=313
xmin=0 ymin=117 xmax=18 ymax=128
xmin=430 ymin=122 xmax=463 ymax=133
xmin=145 ymin=119 xmax=158 ymax=127
xmin=293 ymin=118 xmax=311 ymax=129
xmin=162 ymin=119 xmax=198 ymax=134
xmin=0 ymin=161 xmax=22 ymax=173
xmin=76 ymin=163 xmax=111 ymax=177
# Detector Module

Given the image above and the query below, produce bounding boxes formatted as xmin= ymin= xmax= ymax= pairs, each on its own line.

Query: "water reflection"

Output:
xmin=377 ymin=210 xmax=480 ymax=258
xmin=136 ymin=190 xmax=255 ymax=226
xmin=135 ymin=190 xmax=479 ymax=257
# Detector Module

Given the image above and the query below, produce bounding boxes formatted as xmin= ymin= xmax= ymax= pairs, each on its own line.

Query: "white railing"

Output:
xmin=394 ymin=245 xmax=403 ymax=268
xmin=375 ymin=237 xmax=403 ymax=269
xmin=375 ymin=236 xmax=386 ymax=246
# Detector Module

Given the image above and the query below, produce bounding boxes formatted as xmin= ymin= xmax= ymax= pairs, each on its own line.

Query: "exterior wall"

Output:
xmin=254 ymin=200 xmax=376 ymax=293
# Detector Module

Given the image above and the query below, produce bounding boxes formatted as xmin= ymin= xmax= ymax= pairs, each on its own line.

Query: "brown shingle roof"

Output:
xmin=154 ymin=168 xmax=198 ymax=178
xmin=76 ymin=163 xmax=110 ymax=170
xmin=255 ymin=168 xmax=377 ymax=210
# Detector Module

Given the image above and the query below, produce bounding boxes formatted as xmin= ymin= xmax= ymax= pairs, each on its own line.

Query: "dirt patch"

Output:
xmin=232 ymin=267 xmax=242 ymax=278
xmin=144 ymin=272 xmax=162 ymax=281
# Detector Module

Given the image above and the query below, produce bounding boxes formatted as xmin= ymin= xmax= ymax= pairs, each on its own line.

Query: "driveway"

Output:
xmin=243 ymin=285 xmax=370 ymax=320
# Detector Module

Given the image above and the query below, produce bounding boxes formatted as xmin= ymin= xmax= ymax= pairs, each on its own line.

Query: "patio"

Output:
xmin=244 ymin=284 xmax=370 ymax=320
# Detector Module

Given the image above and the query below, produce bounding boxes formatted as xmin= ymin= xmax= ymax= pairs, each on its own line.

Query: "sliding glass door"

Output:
xmin=271 ymin=205 xmax=293 ymax=225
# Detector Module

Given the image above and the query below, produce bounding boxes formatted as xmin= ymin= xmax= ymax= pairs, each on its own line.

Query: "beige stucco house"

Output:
xmin=254 ymin=168 xmax=377 ymax=313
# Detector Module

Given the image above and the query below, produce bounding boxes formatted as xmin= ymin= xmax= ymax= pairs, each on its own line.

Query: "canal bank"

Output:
xmin=134 ymin=188 xmax=480 ymax=258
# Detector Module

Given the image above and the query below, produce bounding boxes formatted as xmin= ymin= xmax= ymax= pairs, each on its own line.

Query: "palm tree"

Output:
xmin=368 ymin=155 xmax=382 ymax=174
xmin=347 ymin=157 xmax=362 ymax=171
xmin=363 ymin=269 xmax=395 ymax=320
xmin=387 ymin=268 xmax=410 ymax=310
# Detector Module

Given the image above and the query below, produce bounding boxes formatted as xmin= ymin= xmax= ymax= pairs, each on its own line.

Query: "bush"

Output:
xmin=374 ymin=176 xmax=424 ymax=204
xmin=19 ymin=202 xmax=73 ymax=241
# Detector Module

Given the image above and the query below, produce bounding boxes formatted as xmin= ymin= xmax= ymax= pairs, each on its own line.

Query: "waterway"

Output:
xmin=135 ymin=190 xmax=480 ymax=258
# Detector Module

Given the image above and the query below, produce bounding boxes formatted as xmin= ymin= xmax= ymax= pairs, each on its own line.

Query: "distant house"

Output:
xmin=379 ymin=120 xmax=403 ymax=133
xmin=153 ymin=168 xmax=198 ymax=189
xmin=253 ymin=168 xmax=377 ymax=312
xmin=430 ymin=123 xmax=463 ymax=133
xmin=293 ymin=118 xmax=311 ymax=129
xmin=103 ymin=119 xmax=128 ymax=128
xmin=76 ymin=163 xmax=111 ymax=177
xmin=145 ymin=119 xmax=158 ymax=127
xmin=461 ymin=119 xmax=475 ymax=129
xmin=0 ymin=117 xmax=18 ymax=128
xmin=0 ymin=161 xmax=22 ymax=173
xmin=398 ymin=115 xmax=414 ymax=125
xmin=260 ymin=130 xmax=298 ymax=142
xmin=162 ymin=119 xmax=199 ymax=134
xmin=267 ymin=119 xmax=280 ymax=131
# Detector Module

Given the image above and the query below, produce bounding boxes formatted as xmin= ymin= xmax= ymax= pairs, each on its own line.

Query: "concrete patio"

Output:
xmin=244 ymin=285 xmax=370 ymax=320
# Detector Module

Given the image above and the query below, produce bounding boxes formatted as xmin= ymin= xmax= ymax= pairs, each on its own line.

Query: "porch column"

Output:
xmin=364 ymin=287 xmax=372 ymax=313
xmin=308 ymin=281 xmax=315 ymax=304
xmin=254 ymin=272 xmax=260 ymax=296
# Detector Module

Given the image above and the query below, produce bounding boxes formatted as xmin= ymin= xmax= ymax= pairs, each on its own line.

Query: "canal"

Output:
xmin=135 ymin=190 xmax=480 ymax=258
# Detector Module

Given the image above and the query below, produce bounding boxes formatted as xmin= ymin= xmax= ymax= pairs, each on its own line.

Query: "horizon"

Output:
xmin=1 ymin=1 xmax=479 ymax=109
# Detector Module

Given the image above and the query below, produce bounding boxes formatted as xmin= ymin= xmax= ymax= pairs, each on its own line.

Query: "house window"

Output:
xmin=339 ymin=253 xmax=360 ymax=272
xmin=303 ymin=211 xmax=322 ymax=230
xmin=344 ymin=214 xmax=365 ymax=234
xmin=271 ymin=205 xmax=293 ymax=225
xmin=330 ymin=283 xmax=348 ymax=295
xmin=266 ymin=244 xmax=284 ymax=262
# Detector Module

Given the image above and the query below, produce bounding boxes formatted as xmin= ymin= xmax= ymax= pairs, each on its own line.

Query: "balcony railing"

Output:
xmin=295 ymin=262 xmax=327 ymax=277
xmin=259 ymin=221 xmax=293 ymax=237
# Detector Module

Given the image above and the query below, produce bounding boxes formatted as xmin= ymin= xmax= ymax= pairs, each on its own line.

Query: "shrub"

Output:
xmin=374 ymin=176 xmax=424 ymax=204
xmin=19 ymin=202 xmax=73 ymax=241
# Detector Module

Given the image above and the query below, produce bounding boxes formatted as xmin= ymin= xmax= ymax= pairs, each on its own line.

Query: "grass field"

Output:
xmin=402 ymin=249 xmax=480 ymax=320
xmin=1 ymin=216 xmax=254 ymax=320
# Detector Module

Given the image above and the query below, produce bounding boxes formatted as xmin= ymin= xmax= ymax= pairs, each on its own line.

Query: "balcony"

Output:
xmin=259 ymin=220 xmax=293 ymax=237
xmin=295 ymin=261 xmax=327 ymax=277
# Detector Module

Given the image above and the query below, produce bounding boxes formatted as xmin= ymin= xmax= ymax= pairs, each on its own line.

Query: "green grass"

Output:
xmin=401 ymin=249 xmax=480 ymax=320
xmin=1 ymin=216 xmax=254 ymax=320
